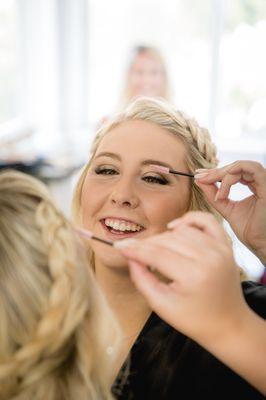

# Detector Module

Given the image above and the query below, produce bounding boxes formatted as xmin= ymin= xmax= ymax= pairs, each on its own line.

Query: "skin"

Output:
xmin=194 ymin=160 xmax=266 ymax=264
xmin=80 ymin=119 xmax=191 ymax=353
xmin=81 ymin=120 xmax=191 ymax=270
xmin=128 ymin=53 xmax=166 ymax=98
xmin=118 ymin=211 xmax=266 ymax=395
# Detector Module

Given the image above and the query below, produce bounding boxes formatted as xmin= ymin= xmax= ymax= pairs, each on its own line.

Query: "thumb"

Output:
xmin=196 ymin=181 xmax=231 ymax=219
xmin=128 ymin=260 xmax=170 ymax=311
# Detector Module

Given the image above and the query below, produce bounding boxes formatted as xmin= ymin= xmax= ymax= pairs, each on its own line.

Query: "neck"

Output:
xmin=95 ymin=260 xmax=151 ymax=338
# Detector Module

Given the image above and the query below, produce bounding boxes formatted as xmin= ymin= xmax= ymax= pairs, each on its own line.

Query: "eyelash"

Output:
xmin=94 ymin=167 xmax=169 ymax=185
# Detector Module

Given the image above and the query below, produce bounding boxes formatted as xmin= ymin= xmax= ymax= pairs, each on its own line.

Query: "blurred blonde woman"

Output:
xmin=118 ymin=45 xmax=171 ymax=110
xmin=0 ymin=170 xmax=120 ymax=400
xmin=98 ymin=45 xmax=171 ymax=127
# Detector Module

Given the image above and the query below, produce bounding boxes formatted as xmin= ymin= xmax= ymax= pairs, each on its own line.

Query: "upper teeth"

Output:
xmin=104 ymin=218 xmax=142 ymax=232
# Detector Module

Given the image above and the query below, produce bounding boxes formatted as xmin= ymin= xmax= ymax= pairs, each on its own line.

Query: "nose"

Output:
xmin=110 ymin=179 xmax=139 ymax=209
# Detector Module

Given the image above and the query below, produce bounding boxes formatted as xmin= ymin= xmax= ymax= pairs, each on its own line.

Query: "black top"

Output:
xmin=112 ymin=281 xmax=266 ymax=399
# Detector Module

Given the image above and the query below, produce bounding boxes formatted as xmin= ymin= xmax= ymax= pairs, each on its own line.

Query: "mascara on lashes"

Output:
xmin=94 ymin=166 xmax=169 ymax=185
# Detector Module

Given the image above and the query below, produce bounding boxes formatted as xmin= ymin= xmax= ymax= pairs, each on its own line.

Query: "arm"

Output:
xmin=194 ymin=160 xmax=266 ymax=264
xmin=204 ymin=306 xmax=266 ymax=396
xmin=116 ymin=212 xmax=266 ymax=395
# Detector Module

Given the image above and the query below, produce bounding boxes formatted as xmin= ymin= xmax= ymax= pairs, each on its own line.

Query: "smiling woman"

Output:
xmin=71 ymin=97 xmax=265 ymax=399
xmin=73 ymin=98 xmax=219 ymax=273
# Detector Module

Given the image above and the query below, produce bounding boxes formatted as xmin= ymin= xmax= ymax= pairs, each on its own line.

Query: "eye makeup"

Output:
xmin=94 ymin=166 xmax=118 ymax=175
xmin=149 ymin=164 xmax=222 ymax=182
xmin=149 ymin=164 xmax=194 ymax=178
xmin=93 ymin=163 xmax=170 ymax=186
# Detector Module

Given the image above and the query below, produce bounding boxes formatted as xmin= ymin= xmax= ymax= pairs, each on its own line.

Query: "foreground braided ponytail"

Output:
xmin=0 ymin=171 xmax=119 ymax=400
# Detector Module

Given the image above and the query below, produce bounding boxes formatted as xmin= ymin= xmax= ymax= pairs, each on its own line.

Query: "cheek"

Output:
xmin=146 ymin=191 xmax=190 ymax=228
xmin=80 ymin=180 xmax=102 ymax=223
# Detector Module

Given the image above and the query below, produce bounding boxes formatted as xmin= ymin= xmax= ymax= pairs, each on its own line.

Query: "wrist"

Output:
xmin=197 ymin=304 xmax=250 ymax=352
xmin=198 ymin=306 xmax=266 ymax=394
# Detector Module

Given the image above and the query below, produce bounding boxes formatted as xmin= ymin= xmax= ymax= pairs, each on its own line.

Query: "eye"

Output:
xmin=142 ymin=175 xmax=168 ymax=185
xmin=95 ymin=167 xmax=118 ymax=175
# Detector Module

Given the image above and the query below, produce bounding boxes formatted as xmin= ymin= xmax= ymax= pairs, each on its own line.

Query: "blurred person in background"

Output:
xmin=118 ymin=45 xmax=172 ymax=108
xmin=99 ymin=45 xmax=172 ymax=127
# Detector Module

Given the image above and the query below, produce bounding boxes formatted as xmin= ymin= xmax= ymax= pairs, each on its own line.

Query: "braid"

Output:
xmin=0 ymin=201 xmax=89 ymax=397
xmin=184 ymin=115 xmax=218 ymax=167
xmin=120 ymin=97 xmax=218 ymax=168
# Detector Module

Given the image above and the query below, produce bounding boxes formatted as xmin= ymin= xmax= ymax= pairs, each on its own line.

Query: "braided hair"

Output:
xmin=0 ymin=170 xmax=119 ymax=400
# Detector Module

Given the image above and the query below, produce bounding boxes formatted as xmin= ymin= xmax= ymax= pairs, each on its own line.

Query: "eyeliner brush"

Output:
xmin=75 ymin=227 xmax=113 ymax=246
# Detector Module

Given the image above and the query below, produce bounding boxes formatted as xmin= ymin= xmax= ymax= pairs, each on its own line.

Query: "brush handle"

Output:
xmin=91 ymin=235 xmax=113 ymax=246
xmin=75 ymin=227 xmax=113 ymax=246
xmin=169 ymin=169 xmax=194 ymax=178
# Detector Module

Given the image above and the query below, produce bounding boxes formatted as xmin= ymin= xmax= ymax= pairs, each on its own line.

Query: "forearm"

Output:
xmin=201 ymin=308 xmax=266 ymax=395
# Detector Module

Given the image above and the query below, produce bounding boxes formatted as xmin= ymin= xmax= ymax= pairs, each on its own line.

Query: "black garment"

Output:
xmin=112 ymin=281 xmax=266 ymax=399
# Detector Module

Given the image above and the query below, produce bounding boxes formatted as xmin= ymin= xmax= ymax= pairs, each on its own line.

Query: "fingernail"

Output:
xmin=194 ymin=172 xmax=209 ymax=179
xmin=113 ymin=238 xmax=138 ymax=249
xmin=214 ymin=190 xmax=220 ymax=202
xmin=167 ymin=219 xmax=181 ymax=229
xmin=195 ymin=168 xmax=208 ymax=172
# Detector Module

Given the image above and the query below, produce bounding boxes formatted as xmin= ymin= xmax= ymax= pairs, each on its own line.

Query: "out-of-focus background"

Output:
xmin=0 ymin=0 xmax=265 ymax=279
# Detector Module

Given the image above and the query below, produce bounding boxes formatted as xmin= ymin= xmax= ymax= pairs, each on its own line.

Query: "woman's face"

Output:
xmin=81 ymin=120 xmax=191 ymax=269
xmin=129 ymin=53 xmax=166 ymax=98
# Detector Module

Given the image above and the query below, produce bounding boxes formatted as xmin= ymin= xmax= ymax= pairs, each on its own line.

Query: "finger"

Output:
xmin=128 ymin=260 xmax=178 ymax=319
xmin=216 ymin=173 xmax=241 ymax=200
xmin=195 ymin=161 xmax=266 ymax=197
xmin=128 ymin=259 xmax=169 ymax=298
xmin=195 ymin=166 xmax=241 ymax=201
xmin=194 ymin=166 xmax=226 ymax=183
xmin=120 ymin=241 xmax=192 ymax=281
xmin=196 ymin=181 xmax=235 ymax=220
xmin=167 ymin=211 xmax=228 ymax=242
xmin=144 ymin=226 xmax=217 ymax=260
xmin=225 ymin=161 xmax=266 ymax=198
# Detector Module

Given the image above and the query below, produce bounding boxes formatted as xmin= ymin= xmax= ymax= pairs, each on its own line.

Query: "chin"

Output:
xmin=94 ymin=244 xmax=130 ymax=271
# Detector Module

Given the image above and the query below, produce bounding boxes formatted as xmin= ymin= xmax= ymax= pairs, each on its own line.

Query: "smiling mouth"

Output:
xmin=100 ymin=218 xmax=145 ymax=237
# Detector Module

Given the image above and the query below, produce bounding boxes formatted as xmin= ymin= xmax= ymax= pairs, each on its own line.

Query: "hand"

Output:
xmin=116 ymin=212 xmax=250 ymax=348
xmin=194 ymin=160 xmax=266 ymax=264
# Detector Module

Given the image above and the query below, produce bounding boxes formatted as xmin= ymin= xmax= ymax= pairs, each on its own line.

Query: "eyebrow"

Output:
xmin=94 ymin=152 xmax=176 ymax=170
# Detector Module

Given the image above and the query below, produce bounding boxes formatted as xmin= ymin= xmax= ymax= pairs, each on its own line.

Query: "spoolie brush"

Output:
xmin=75 ymin=227 xmax=113 ymax=246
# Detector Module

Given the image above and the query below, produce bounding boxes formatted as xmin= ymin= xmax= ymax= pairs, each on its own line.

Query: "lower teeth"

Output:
xmin=110 ymin=228 xmax=134 ymax=233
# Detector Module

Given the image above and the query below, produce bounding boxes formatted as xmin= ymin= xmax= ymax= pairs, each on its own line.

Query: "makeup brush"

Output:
xmin=75 ymin=227 xmax=113 ymax=246
xmin=150 ymin=165 xmax=221 ymax=181
xmin=150 ymin=164 xmax=194 ymax=178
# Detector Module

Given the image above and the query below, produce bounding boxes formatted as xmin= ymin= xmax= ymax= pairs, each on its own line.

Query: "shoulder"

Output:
xmin=242 ymin=281 xmax=266 ymax=319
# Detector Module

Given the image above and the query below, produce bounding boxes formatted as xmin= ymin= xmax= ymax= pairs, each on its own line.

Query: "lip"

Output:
xmin=100 ymin=216 xmax=145 ymax=240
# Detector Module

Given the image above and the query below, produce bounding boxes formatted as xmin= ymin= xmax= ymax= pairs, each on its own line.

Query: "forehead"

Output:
xmin=95 ymin=120 xmax=187 ymax=168
xmin=132 ymin=54 xmax=162 ymax=70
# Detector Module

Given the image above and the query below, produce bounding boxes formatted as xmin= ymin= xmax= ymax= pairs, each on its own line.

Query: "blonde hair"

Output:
xmin=0 ymin=170 xmax=119 ymax=400
xmin=72 ymin=97 xmax=221 ymax=271
xmin=119 ymin=46 xmax=171 ymax=109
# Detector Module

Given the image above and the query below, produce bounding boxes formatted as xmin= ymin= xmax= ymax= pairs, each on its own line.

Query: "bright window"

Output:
xmin=0 ymin=0 xmax=18 ymax=124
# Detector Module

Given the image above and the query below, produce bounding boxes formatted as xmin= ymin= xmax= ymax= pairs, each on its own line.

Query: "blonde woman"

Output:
xmin=99 ymin=46 xmax=171 ymax=128
xmin=119 ymin=45 xmax=171 ymax=109
xmin=0 ymin=170 xmax=120 ymax=400
xmin=73 ymin=97 xmax=265 ymax=399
